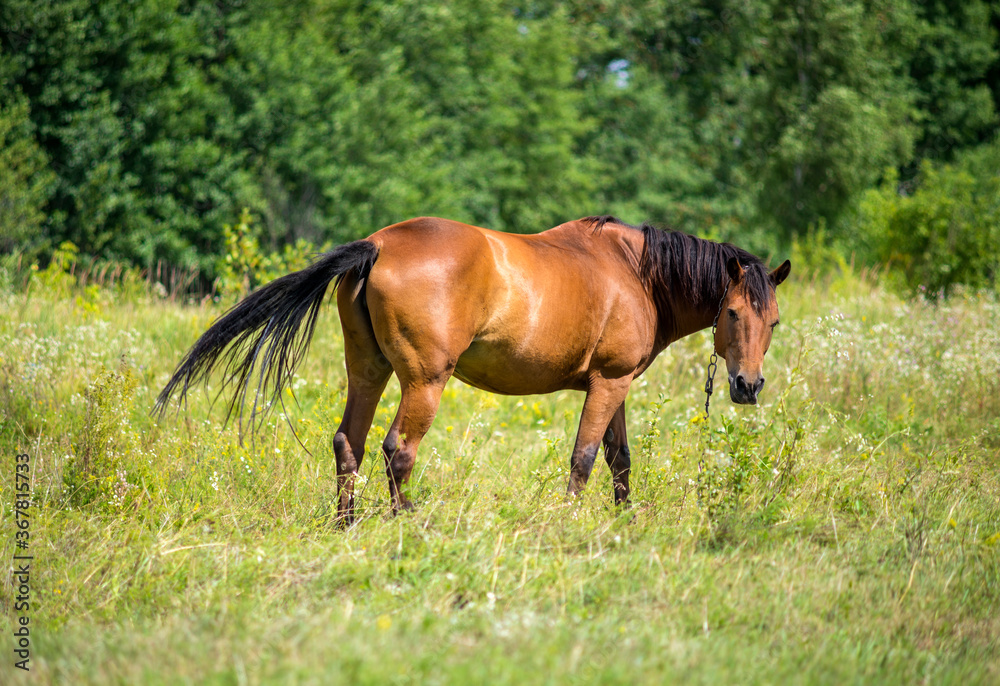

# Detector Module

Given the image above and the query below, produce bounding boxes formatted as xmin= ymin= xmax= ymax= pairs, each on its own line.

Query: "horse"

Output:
xmin=156 ymin=215 xmax=790 ymax=523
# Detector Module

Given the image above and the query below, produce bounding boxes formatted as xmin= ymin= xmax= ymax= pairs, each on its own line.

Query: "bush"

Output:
xmin=215 ymin=208 xmax=319 ymax=302
xmin=861 ymin=153 xmax=1000 ymax=296
xmin=63 ymin=357 xmax=159 ymax=512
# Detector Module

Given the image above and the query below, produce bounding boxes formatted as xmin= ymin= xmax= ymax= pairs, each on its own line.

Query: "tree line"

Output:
xmin=1 ymin=0 xmax=998 ymax=290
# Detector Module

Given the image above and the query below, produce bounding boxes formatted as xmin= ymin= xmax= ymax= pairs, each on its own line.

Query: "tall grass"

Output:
xmin=1 ymin=263 xmax=998 ymax=684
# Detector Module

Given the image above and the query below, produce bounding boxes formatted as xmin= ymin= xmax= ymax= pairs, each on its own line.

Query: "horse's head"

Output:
xmin=714 ymin=257 xmax=791 ymax=405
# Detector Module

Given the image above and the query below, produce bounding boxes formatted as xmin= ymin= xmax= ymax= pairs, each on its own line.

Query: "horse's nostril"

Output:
xmin=756 ymin=378 xmax=765 ymax=394
xmin=736 ymin=374 xmax=747 ymax=391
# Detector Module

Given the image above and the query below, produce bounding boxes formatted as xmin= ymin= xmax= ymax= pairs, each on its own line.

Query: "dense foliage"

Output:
xmin=1 ymin=0 xmax=998 ymax=288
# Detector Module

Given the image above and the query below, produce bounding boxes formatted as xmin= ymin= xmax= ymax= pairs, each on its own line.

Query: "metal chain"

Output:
xmin=703 ymin=279 xmax=731 ymax=419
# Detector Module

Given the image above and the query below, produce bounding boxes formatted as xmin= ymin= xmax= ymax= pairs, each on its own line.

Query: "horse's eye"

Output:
xmin=727 ymin=308 xmax=738 ymax=321
xmin=771 ymin=320 xmax=780 ymax=329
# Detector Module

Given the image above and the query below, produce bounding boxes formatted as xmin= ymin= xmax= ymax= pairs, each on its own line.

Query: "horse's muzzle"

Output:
xmin=730 ymin=374 xmax=764 ymax=405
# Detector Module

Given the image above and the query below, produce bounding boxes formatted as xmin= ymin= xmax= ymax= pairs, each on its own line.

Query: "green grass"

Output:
xmin=1 ymin=268 xmax=999 ymax=684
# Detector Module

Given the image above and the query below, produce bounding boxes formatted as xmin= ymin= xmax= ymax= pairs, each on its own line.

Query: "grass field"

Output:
xmin=1 ymin=265 xmax=999 ymax=684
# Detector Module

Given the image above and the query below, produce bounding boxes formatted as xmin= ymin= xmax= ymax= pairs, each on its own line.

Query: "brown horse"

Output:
xmin=156 ymin=216 xmax=790 ymax=522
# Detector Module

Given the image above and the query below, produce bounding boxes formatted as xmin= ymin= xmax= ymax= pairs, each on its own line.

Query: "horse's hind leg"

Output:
xmin=382 ymin=377 xmax=449 ymax=512
xmin=334 ymin=371 xmax=389 ymax=523
xmin=362 ymin=269 xmax=465 ymax=512
xmin=602 ymin=402 xmax=631 ymax=505
xmin=333 ymin=280 xmax=393 ymax=524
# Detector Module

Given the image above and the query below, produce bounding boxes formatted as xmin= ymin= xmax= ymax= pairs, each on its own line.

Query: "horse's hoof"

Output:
xmin=391 ymin=500 xmax=417 ymax=516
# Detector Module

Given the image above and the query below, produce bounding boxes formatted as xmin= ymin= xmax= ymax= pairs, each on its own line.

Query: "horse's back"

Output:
xmin=360 ymin=217 xmax=656 ymax=393
xmin=365 ymin=216 xmax=600 ymax=336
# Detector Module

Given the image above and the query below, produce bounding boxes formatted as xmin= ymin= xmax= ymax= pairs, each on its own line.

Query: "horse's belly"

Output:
xmin=452 ymin=340 xmax=588 ymax=395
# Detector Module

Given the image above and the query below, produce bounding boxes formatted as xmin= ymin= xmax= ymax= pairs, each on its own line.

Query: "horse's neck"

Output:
xmin=668 ymin=299 xmax=717 ymax=342
xmin=665 ymin=270 xmax=727 ymax=344
xmin=611 ymin=225 xmax=727 ymax=345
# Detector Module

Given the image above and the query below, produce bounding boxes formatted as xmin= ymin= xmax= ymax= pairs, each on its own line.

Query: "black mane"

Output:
xmin=583 ymin=216 xmax=775 ymax=337
xmin=583 ymin=215 xmax=629 ymax=233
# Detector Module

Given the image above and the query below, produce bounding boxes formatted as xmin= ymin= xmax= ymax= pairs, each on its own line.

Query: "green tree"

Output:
xmin=528 ymin=0 xmax=764 ymax=238
xmin=0 ymin=97 xmax=53 ymax=251
xmin=356 ymin=0 xmax=595 ymax=232
xmin=0 ymin=0 xmax=261 ymax=270
xmin=748 ymin=0 xmax=919 ymax=238
xmin=908 ymin=0 xmax=1000 ymax=162
xmin=3 ymin=0 xmax=999 ymax=274
xmin=578 ymin=64 xmax=715 ymax=231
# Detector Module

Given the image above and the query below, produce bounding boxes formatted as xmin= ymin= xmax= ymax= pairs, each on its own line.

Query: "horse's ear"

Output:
xmin=770 ymin=259 xmax=791 ymax=287
xmin=726 ymin=256 xmax=744 ymax=282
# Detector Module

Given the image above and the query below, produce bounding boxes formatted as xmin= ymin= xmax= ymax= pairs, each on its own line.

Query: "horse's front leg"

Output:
xmin=567 ymin=376 xmax=632 ymax=498
xmin=602 ymin=402 xmax=631 ymax=506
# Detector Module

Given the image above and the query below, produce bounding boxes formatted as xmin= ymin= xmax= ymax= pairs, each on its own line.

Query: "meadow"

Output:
xmin=1 ymin=261 xmax=998 ymax=685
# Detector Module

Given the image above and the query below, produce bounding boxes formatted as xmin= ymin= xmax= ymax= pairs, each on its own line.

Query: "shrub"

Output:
xmin=31 ymin=241 xmax=80 ymax=297
xmin=861 ymin=155 xmax=1000 ymax=296
xmin=64 ymin=357 xmax=152 ymax=511
xmin=215 ymin=208 xmax=319 ymax=302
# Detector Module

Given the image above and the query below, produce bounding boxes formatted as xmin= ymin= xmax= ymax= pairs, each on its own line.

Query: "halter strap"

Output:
xmin=703 ymin=279 xmax=731 ymax=419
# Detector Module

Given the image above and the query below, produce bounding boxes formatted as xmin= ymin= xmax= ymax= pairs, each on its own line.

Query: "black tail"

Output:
xmin=155 ymin=240 xmax=378 ymax=434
